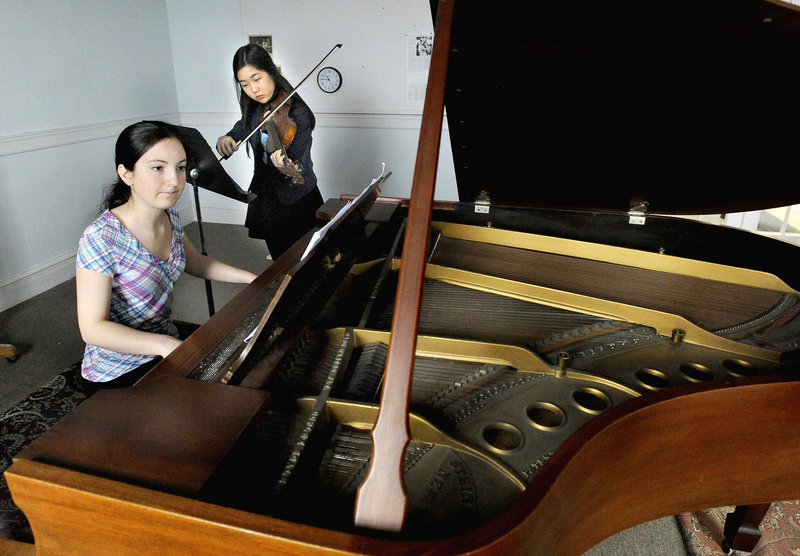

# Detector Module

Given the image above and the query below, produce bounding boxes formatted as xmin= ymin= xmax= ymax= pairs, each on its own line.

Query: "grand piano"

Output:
xmin=6 ymin=0 xmax=800 ymax=554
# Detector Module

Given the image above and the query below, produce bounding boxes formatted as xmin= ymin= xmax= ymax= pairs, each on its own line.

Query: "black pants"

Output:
xmin=80 ymin=357 xmax=160 ymax=396
xmin=248 ymin=188 xmax=324 ymax=260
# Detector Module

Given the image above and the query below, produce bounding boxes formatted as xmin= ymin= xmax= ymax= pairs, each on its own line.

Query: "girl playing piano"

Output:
xmin=76 ymin=120 xmax=258 ymax=391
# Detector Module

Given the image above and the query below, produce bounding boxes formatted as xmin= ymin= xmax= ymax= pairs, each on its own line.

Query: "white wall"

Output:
xmin=0 ymin=1 xmax=180 ymax=134
xmin=172 ymin=0 xmax=457 ymax=223
xmin=0 ymin=0 xmax=456 ymax=312
xmin=0 ymin=0 xmax=181 ymax=311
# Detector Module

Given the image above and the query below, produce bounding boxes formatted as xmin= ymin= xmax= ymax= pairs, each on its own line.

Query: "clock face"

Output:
xmin=317 ymin=67 xmax=342 ymax=93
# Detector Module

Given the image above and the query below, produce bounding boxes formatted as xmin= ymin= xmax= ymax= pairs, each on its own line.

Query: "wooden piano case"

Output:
xmin=7 ymin=0 xmax=800 ymax=554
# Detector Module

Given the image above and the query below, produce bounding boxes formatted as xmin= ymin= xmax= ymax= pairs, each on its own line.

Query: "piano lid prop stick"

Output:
xmin=220 ymin=43 xmax=342 ymax=161
xmin=353 ymin=0 xmax=455 ymax=533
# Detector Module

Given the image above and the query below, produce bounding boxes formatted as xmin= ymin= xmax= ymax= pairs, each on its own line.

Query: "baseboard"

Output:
xmin=191 ymin=204 xmax=247 ymax=226
xmin=0 ymin=252 xmax=76 ymax=313
xmin=176 ymin=199 xmax=247 ymax=227
xmin=0 ymin=203 xmax=247 ymax=313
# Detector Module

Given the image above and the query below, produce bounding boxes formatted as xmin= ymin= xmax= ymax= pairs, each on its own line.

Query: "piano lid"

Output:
xmin=435 ymin=0 xmax=800 ymax=214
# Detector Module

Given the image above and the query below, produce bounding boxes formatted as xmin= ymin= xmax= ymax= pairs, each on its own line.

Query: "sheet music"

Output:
xmin=301 ymin=164 xmax=388 ymax=260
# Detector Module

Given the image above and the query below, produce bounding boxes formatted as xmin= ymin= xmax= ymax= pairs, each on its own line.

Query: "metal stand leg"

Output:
xmin=191 ymin=181 xmax=215 ymax=317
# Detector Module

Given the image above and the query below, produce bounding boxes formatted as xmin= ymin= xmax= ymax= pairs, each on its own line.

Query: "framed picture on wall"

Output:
xmin=249 ymin=35 xmax=273 ymax=56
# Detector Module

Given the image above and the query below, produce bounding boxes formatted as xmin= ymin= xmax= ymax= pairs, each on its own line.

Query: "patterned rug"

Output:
xmin=679 ymin=502 xmax=800 ymax=555
xmin=0 ymin=362 xmax=88 ymax=543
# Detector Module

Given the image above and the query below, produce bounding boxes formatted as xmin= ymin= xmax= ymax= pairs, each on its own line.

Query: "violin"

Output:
xmin=217 ymin=43 xmax=341 ymax=169
xmin=260 ymin=90 xmax=304 ymax=186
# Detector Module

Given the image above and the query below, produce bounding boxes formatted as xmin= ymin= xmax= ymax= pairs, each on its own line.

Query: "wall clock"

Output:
xmin=317 ymin=66 xmax=342 ymax=93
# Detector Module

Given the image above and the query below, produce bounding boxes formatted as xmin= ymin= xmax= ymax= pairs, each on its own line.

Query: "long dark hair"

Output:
xmin=232 ymin=44 xmax=316 ymax=136
xmin=101 ymin=120 xmax=185 ymax=211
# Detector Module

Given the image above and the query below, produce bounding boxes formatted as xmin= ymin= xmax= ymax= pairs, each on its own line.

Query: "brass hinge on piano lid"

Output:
xmin=628 ymin=201 xmax=648 ymax=225
xmin=474 ymin=190 xmax=491 ymax=214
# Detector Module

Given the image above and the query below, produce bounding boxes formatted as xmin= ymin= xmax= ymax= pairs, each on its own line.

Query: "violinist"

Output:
xmin=216 ymin=44 xmax=323 ymax=260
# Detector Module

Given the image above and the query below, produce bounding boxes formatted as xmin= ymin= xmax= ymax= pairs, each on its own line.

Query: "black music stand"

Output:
xmin=174 ymin=125 xmax=255 ymax=317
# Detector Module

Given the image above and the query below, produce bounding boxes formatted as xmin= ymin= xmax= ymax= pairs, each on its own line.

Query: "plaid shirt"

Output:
xmin=76 ymin=208 xmax=185 ymax=382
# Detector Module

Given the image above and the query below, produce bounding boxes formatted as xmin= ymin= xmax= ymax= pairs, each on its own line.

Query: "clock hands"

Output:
xmin=318 ymin=67 xmax=341 ymax=93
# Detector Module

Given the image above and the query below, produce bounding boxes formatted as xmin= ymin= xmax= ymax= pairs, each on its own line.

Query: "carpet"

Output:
xmin=0 ymin=362 xmax=88 ymax=543
xmin=678 ymin=502 xmax=800 ymax=555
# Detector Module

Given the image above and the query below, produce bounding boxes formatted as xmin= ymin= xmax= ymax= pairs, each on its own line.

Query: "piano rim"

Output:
xmin=7 ymin=371 xmax=800 ymax=555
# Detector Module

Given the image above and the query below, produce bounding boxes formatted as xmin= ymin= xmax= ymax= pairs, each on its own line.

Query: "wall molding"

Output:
xmin=1 ymin=111 xmax=435 ymax=158
xmin=0 ymin=114 xmax=181 ymax=157
xmin=177 ymin=111 xmax=429 ymax=130
xmin=0 ymin=109 xmax=432 ymax=311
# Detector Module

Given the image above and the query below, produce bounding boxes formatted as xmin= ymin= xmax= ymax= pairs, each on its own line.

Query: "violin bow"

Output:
xmin=220 ymin=43 xmax=342 ymax=161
